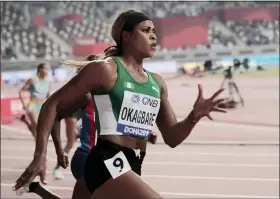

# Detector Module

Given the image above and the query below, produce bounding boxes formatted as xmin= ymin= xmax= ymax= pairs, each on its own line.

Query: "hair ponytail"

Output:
xmin=60 ymin=54 xmax=103 ymax=71
xmin=104 ymin=45 xmax=122 ymax=58
xmin=60 ymin=60 xmax=94 ymax=69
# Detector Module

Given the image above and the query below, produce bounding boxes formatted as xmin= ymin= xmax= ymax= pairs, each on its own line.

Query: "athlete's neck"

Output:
xmin=120 ymin=54 xmax=143 ymax=72
xmin=37 ymin=74 xmax=47 ymax=81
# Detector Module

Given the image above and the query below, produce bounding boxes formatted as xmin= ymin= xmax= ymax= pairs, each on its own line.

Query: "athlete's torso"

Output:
xmin=92 ymin=57 xmax=161 ymax=148
xmin=28 ymin=76 xmax=49 ymax=102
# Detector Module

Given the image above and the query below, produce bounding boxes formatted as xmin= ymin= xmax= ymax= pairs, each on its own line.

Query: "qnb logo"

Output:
xmin=131 ymin=94 xmax=140 ymax=104
xmin=142 ymin=97 xmax=159 ymax=108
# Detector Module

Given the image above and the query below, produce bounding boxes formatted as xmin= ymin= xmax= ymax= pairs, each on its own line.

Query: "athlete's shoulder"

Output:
xmin=150 ymin=72 xmax=165 ymax=86
xmin=27 ymin=77 xmax=35 ymax=84
xmin=150 ymin=72 xmax=161 ymax=80
xmin=150 ymin=72 xmax=167 ymax=95
xmin=79 ymin=57 xmax=118 ymax=91
xmin=85 ymin=57 xmax=117 ymax=75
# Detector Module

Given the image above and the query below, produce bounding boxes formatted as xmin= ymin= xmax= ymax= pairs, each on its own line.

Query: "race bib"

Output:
xmin=104 ymin=151 xmax=131 ymax=179
xmin=116 ymin=91 xmax=160 ymax=138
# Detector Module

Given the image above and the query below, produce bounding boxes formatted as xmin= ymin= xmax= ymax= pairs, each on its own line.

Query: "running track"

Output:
xmin=1 ymin=76 xmax=279 ymax=198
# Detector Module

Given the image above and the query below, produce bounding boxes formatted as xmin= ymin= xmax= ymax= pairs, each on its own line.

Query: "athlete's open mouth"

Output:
xmin=150 ymin=43 xmax=157 ymax=50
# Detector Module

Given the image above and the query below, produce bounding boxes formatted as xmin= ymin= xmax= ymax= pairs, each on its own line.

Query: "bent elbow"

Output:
xmin=163 ymin=138 xmax=178 ymax=148
xmin=167 ymin=142 xmax=178 ymax=148
xmin=18 ymin=90 xmax=23 ymax=96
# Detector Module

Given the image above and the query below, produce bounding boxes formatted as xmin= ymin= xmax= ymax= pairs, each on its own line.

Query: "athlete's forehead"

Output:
xmin=43 ymin=63 xmax=50 ymax=69
xmin=136 ymin=20 xmax=155 ymax=29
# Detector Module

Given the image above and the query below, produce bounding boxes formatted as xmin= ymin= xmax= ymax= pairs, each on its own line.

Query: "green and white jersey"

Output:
xmin=92 ymin=57 xmax=161 ymax=140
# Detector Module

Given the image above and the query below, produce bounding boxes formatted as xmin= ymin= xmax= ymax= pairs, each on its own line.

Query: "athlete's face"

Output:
xmin=39 ymin=64 xmax=50 ymax=77
xmin=126 ymin=20 xmax=157 ymax=58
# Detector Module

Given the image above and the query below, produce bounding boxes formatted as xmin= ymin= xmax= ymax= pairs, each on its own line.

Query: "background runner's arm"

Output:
xmin=19 ymin=78 xmax=32 ymax=109
xmin=153 ymin=74 xmax=197 ymax=148
xmin=34 ymin=60 xmax=115 ymax=156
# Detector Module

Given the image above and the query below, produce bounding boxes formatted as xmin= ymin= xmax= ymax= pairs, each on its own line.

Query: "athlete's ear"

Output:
xmin=122 ymin=31 xmax=132 ymax=43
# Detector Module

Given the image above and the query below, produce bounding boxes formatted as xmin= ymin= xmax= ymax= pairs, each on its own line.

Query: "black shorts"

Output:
xmin=84 ymin=138 xmax=146 ymax=193
xmin=71 ymin=148 xmax=88 ymax=180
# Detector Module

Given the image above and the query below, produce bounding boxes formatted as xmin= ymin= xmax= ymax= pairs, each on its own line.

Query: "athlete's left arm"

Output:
xmin=153 ymin=73 xmax=198 ymax=148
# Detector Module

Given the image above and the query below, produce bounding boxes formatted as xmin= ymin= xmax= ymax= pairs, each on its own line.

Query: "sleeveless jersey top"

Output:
xmin=92 ymin=57 xmax=161 ymax=140
xmin=28 ymin=76 xmax=49 ymax=101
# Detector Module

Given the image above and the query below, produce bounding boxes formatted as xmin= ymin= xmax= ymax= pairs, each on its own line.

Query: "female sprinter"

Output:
xmin=14 ymin=10 xmax=226 ymax=199
xmin=21 ymin=54 xmax=157 ymax=199
xmin=18 ymin=63 xmax=50 ymax=139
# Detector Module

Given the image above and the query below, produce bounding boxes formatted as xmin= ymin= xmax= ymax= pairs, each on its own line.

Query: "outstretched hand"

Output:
xmin=192 ymin=84 xmax=227 ymax=121
xmin=13 ymin=155 xmax=47 ymax=191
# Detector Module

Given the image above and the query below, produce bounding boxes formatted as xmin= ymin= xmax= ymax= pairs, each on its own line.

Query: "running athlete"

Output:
xmin=17 ymin=62 xmax=78 ymax=179
xmin=14 ymin=10 xmax=226 ymax=199
xmin=23 ymin=54 xmax=157 ymax=199
xmin=18 ymin=63 xmax=50 ymax=139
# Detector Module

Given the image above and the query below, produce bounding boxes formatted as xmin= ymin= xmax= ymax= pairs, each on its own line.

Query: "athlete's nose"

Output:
xmin=150 ymin=33 xmax=157 ymax=41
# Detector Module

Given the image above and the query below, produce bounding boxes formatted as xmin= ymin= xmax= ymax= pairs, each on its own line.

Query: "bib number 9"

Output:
xmin=104 ymin=151 xmax=131 ymax=179
xmin=113 ymin=157 xmax=124 ymax=172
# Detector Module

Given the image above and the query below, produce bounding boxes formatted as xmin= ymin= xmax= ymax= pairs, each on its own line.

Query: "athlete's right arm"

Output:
xmin=19 ymin=78 xmax=32 ymax=109
xmin=50 ymin=115 xmax=64 ymax=161
xmin=34 ymin=60 xmax=117 ymax=156
xmin=50 ymin=93 xmax=90 ymax=158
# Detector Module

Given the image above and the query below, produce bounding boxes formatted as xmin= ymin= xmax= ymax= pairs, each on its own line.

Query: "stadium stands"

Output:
xmin=46 ymin=1 xmax=112 ymax=44
xmin=2 ymin=24 xmax=69 ymax=60
xmin=1 ymin=2 xmax=69 ymax=60
xmin=1 ymin=1 xmax=279 ymax=60
xmin=225 ymin=20 xmax=279 ymax=45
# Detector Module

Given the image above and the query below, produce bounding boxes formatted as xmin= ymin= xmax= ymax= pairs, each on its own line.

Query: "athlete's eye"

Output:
xmin=142 ymin=27 xmax=151 ymax=33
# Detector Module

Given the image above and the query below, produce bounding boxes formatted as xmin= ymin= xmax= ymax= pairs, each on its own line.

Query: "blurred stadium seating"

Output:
xmin=1 ymin=1 xmax=279 ymax=60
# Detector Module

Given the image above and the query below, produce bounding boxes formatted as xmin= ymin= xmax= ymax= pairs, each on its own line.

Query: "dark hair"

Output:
xmin=86 ymin=54 xmax=102 ymax=61
xmin=37 ymin=63 xmax=46 ymax=74
xmin=61 ymin=10 xmax=151 ymax=67
xmin=76 ymin=54 xmax=102 ymax=73
xmin=104 ymin=10 xmax=151 ymax=57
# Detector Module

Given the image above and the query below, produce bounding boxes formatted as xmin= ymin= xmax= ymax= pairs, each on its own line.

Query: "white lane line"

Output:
xmin=1 ymin=124 xmax=278 ymax=145
xmin=1 ymin=146 xmax=278 ymax=157
xmin=178 ymin=118 xmax=279 ymax=132
xmin=2 ymin=168 xmax=278 ymax=182
xmin=160 ymin=191 xmax=279 ymax=198
xmin=1 ymin=183 xmax=278 ymax=198
xmin=1 ymin=125 xmax=29 ymax=134
xmin=148 ymin=151 xmax=279 ymax=157
xmin=1 ymin=156 xmax=278 ymax=168
xmin=142 ymin=175 xmax=279 ymax=182
xmin=2 ymin=118 xmax=279 ymax=134
xmin=143 ymin=162 xmax=279 ymax=168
